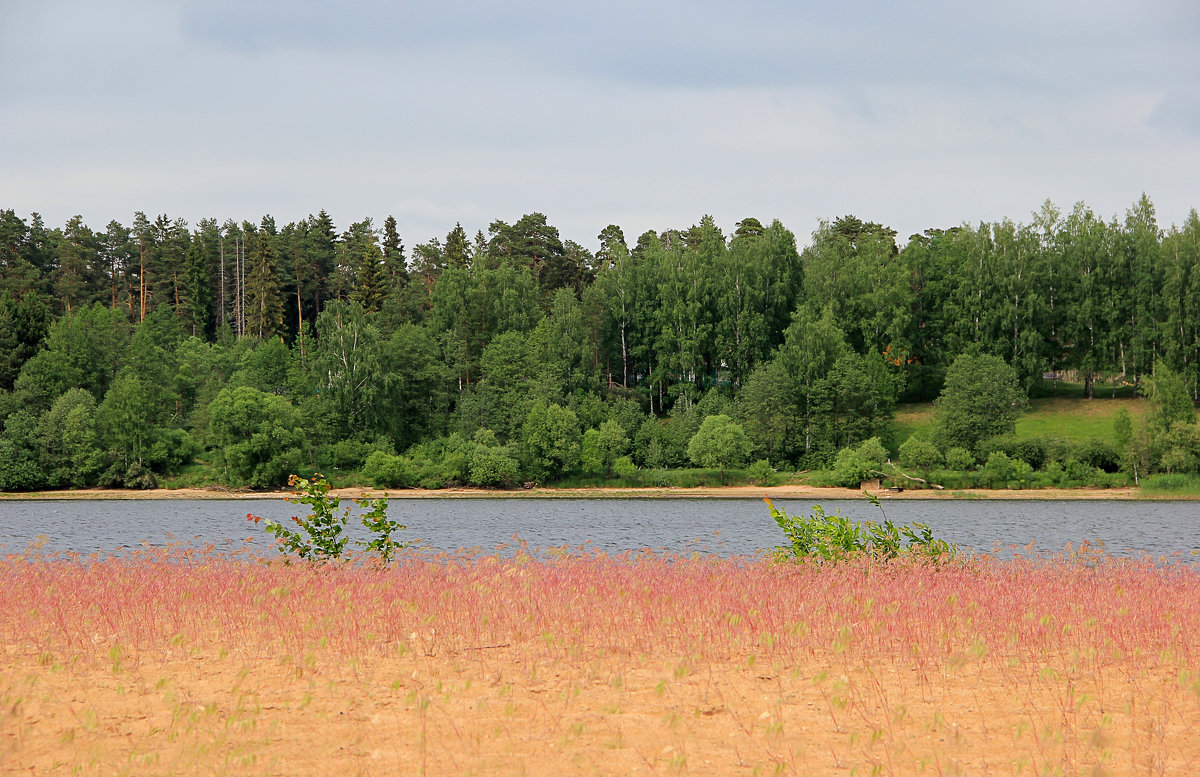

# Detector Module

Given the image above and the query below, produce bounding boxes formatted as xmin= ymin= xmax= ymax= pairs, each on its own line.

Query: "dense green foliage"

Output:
xmin=686 ymin=414 xmax=752 ymax=476
xmin=768 ymin=497 xmax=956 ymax=563
xmin=933 ymin=353 xmax=1028 ymax=451
xmin=2 ymin=197 xmax=1199 ymax=490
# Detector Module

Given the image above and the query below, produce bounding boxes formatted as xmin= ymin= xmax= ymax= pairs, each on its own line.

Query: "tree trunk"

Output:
xmin=138 ymin=254 xmax=146 ymax=322
xmin=296 ymin=283 xmax=304 ymax=360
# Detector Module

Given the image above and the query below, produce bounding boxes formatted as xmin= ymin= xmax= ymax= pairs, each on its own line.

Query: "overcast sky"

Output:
xmin=2 ymin=0 xmax=1198 ymax=249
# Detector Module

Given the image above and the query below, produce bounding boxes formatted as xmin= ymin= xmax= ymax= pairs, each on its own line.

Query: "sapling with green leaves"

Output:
xmin=248 ymin=473 xmax=411 ymax=562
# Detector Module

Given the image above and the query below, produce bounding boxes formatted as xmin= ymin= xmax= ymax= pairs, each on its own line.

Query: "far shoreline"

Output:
xmin=0 ymin=484 xmax=1186 ymax=501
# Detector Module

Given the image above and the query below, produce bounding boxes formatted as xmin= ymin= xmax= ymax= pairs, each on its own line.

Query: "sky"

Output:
xmin=2 ymin=0 xmax=1198 ymax=250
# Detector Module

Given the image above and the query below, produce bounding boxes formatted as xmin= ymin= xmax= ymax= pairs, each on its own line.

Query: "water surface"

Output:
xmin=1 ymin=497 xmax=1197 ymax=559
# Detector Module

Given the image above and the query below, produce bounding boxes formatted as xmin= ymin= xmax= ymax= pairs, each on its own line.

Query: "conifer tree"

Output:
xmin=382 ymin=215 xmax=407 ymax=284
xmin=99 ymin=220 xmax=135 ymax=313
xmin=344 ymin=219 xmax=386 ymax=312
xmin=445 ymin=223 xmax=470 ymax=270
xmin=54 ymin=215 xmax=100 ymax=313
xmin=245 ymin=218 xmax=284 ymax=339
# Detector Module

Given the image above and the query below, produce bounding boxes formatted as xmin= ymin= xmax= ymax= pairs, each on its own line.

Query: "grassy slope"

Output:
xmin=1016 ymin=396 xmax=1147 ymax=441
xmin=891 ymin=395 xmax=1150 ymax=449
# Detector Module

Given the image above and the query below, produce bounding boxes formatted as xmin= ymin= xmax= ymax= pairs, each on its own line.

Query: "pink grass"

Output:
xmin=3 ymin=545 xmax=1198 ymax=673
xmin=5 ymin=545 xmax=1200 ymax=776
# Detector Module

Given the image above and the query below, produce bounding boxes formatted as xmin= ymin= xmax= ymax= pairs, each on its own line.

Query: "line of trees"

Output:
xmin=1 ymin=196 xmax=1198 ymax=490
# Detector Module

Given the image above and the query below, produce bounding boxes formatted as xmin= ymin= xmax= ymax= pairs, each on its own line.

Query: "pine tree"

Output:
xmin=181 ymin=219 xmax=218 ymax=337
xmin=245 ymin=218 xmax=284 ymax=339
xmin=100 ymin=220 xmax=135 ymax=313
xmin=382 ymin=215 xmax=407 ymax=284
xmin=0 ymin=210 xmax=43 ymax=298
xmin=445 ymin=223 xmax=470 ymax=270
xmin=219 ymin=220 xmax=248 ymax=336
xmin=54 ymin=215 xmax=100 ymax=313
xmin=131 ymin=212 xmax=154 ymax=322
xmin=147 ymin=215 xmax=191 ymax=319
xmin=345 ymin=219 xmax=386 ymax=312
xmin=595 ymin=224 xmax=628 ymax=271
xmin=488 ymin=213 xmax=569 ymax=293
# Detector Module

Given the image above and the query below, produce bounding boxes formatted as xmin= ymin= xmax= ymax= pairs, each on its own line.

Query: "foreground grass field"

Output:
xmin=2 ymin=545 xmax=1198 ymax=775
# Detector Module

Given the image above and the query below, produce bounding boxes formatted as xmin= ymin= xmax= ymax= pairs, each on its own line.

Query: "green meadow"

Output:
xmin=891 ymin=394 xmax=1151 ymax=449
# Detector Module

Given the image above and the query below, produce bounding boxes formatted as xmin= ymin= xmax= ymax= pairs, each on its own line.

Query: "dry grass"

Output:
xmin=3 ymin=544 xmax=1199 ymax=775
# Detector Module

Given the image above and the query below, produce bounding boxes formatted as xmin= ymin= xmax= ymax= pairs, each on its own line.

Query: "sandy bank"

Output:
xmin=0 ymin=484 xmax=1163 ymax=500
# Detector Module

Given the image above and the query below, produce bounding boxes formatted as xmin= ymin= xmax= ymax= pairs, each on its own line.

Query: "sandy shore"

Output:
xmin=0 ymin=484 xmax=1160 ymax=500
xmin=7 ymin=649 xmax=1194 ymax=776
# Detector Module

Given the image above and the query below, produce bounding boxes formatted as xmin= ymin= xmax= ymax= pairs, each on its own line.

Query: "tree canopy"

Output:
xmin=1 ymin=197 xmax=1199 ymax=490
xmin=933 ymin=353 xmax=1028 ymax=452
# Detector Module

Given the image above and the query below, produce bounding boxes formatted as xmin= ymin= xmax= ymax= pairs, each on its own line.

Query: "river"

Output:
xmin=1 ymin=497 xmax=1199 ymax=560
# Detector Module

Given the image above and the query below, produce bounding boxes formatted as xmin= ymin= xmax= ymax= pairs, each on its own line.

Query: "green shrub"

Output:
xmin=468 ymin=433 xmax=520 ymax=487
xmin=1012 ymin=437 xmax=1049 ymax=469
xmin=520 ymin=402 xmax=581 ymax=480
xmin=208 ymin=386 xmax=305 ymax=488
xmin=803 ymin=469 xmax=841 ymax=488
xmin=898 ymin=435 xmax=942 ymax=470
xmin=416 ymin=472 xmax=446 ymax=490
xmin=100 ymin=460 xmax=158 ymax=489
xmin=437 ymin=434 xmax=473 ymax=484
xmin=1070 ymin=436 xmax=1123 ymax=472
xmin=625 ymin=467 xmax=736 ymax=488
xmin=578 ymin=421 xmax=634 ymax=477
xmin=1062 ymin=457 xmax=1096 ymax=485
xmin=747 ymin=459 xmax=775 ymax=486
xmin=830 ymin=437 xmax=889 ymax=487
xmin=933 ymin=353 xmax=1027 ymax=450
xmin=768 ymin=496 xmax=956 ymax=564
xmin=943 ymin=447 xmax=975 ymax=471
xmin=687 ymin=414 xmax=753 ymax=477
xmin=329 ymin=438 xmax=368 ymax=470
xmin=1095 ymin=471 xmax=1131 ymax=488
xmin=404 ymin=433 xmax=474 ymax=487
xmin=1042 ymin=437 xmax=1076 ymax=467
xmin=146 ymin=428 xmax=200 ymax=475
xmin=977 ymin=435 xmax=1048 ymax=470
xmin=363 ymin=451 xmax=417 ymax=488
xmin=644 ymin=468 xmax=675 ymax=488
xmin=831 ymin=449 xmax=874 ymax=487
xmin=979 ymin=451 xmax=1034 ymax=488
xmin=613 ymin=455 xmax=639 ymax=482
xmin=580 ymin=428 xmax=603 ymax=474
xmin=1030 ymin=468 xmax=1059 ymax=489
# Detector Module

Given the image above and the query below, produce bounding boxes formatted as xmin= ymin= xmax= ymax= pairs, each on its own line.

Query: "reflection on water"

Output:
xmin=1 ymin=497 xmax=1198 ymax=559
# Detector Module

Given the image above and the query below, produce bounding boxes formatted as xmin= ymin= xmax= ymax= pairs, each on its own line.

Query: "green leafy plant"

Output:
xmin=248 ymin=473 xmax=411 ymax=562
xmin=746 ymin=458 xmax=775 ymax=486
xmin=830 ymin=437 xmax=888 ymax=487
xmin=767 ymin=494 xmax=956 ymax=563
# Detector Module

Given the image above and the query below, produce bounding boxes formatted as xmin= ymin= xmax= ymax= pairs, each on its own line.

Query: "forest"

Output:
xmin=1 ymin=195 xmax=1199 ymax=491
